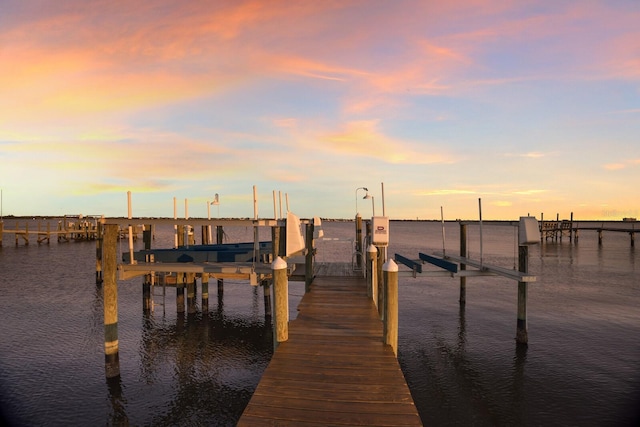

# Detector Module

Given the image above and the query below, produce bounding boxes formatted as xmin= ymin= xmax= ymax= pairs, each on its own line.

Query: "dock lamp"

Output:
xmin=211 ymin=193 xmax=220 ymax=217
xmin=355 ymin=187 xmax=369 ymax=216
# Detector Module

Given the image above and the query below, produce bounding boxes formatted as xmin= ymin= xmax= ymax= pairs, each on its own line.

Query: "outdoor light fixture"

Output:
xmin=355 ymin=187 xmax=369 ymax=216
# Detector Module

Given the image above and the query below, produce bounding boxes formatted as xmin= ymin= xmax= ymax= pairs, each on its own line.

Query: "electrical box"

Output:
xmin=519 ymin=216 xmax=539 ymax=245
xmin=372 ymin=216 xmax=389 ymax=246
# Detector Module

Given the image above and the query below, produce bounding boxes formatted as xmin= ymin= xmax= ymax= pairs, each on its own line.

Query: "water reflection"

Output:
xmin=457 ymin=305 xmax=466 ymax=354
xmin=106 ymin=375 xmax=128 ymax=426
xmin=511 ymin=344 xmax=528 ymax=426
xmin=131 ymin=284 xmax=273 ymax=425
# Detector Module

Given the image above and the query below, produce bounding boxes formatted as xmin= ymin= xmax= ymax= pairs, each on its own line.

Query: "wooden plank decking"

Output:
xmin=238 ymin=276 xmax=422 ymax=426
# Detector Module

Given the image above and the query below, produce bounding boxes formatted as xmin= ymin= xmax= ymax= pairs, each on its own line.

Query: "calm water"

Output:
xmin=1 ymin=219 xmax=638 ymax=426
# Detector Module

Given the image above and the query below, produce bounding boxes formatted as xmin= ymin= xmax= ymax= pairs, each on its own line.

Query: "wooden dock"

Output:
xmin=238 ymin=275 xmax=422 ymax=426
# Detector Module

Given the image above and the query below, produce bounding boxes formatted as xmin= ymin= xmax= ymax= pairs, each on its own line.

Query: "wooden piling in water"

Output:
xmin=103 ymin=224 xmax=120 ymax=378
xmin=376 ymin=246 xmax=385 ymax=319
xmin=201 ymin=225 xmax=209 ymax=245
xmin=187 ymin=273 xmax=196 ymax=314
xmin=516 ymin=245 xmax=529 ymax=345
xmin=142 ymin=224 xmax=153 ymax=312
xmin=383 ymin=259 xmax=399 ymax=356
xmin=272 ymin=257 xmax=288 ymax=350
xmin=177 ymin=225 xmax=185 ymax=247
xmin=304 ymin=222 xmax=314 ymax=292
xmin=176 ymin=273 xmax=185 ymax=314
xmin=95 ymin=221 xmax=103 ymax=284
xmin=143 ymin=280 xmax=152 ymax=312
xmin=262 ymin=279 xmax=272 ymax=318
xmin=459 ymin=222 xmax=467 ymax=306
xmin=201 ymin=273 xmax=209 ymax=312
xmin=217 ymin=226 xmax=224 ymax=296
xmin=355 ymin=214 xmax=363 ymax=270
xmin=367 ymin=244 xmax=378 ymax=305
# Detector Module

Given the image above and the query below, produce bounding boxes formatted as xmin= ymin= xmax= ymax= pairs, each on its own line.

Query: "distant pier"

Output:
xmin=0 ymin=216 xmax=139 ymax=246
xmin=539 ymin=212 xmax=636 ymax=247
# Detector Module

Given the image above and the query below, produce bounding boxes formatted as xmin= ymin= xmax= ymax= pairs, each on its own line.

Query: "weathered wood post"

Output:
xmin=201 ymin=225 xmax=207 ymax=244
xmin=383 ymin=259 xmax=399 ymax=356
xmin=262 ymin=279 xmax=272 ymax=319
xmin=355 ymin=214 xmax=363 ymax=270
xmin=631 ymin=231 xmax=635 ymax=247
xmin=367 ymin=244 xmax=378 ymax=304
xmin=459 ymin=222 xmax=467 ymax=306
xmin=364 ymin=219 xmax=372 ymax=250
xmin=186 ymin=273 xmax=196 ymax=315
xmin=177 ymin=225 xmax=185 ymax=247
xmin=272 ymin=225 xmax=281 ymax=258
xmin=187 ymin=226 xmax=195 ymax=246
xmin=20 ymin=221 xmax=29 ymax=245
xmin=377 ymin=246 xmax=385 ymax=318
xmin=176 ymin=273 xmax=185 ymax=314
xmin=201 ymin=273 xmax=209 ymax=312
xmin=304 ymin=222 xmax=314 ymax=293
xmin=142 ymin=224 xmax=153 ymax=312
xmin=103 ymin=223 xmax=120 ymax=378
xmin=516 ymin=244 xmax=529 ymax=345
xmin=217 ymin=226 xmax=224 ymax=296
xmin=95 ymin=221 xmax=103 ymax=284
xmin=142 ymin=280 xmax=152 ymax=313
xmin=598 ymin=229 xmax=603 ymax=246
xmin=272 ymin=257 xmax=288 ymax=350
xmin=569 ymin=212 xmax=574 ymax=243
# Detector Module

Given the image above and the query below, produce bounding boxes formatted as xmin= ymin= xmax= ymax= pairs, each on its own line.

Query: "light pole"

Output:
xmin=355 ymin=187 xmax=369 ymax=216
xmin=211 ymin=193 xmax=220 ymax=217
xmin=370 ymin=195 xmax=375 ymax=217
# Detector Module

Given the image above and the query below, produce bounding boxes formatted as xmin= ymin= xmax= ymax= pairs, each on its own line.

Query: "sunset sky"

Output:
xmin=1 ymin=0 xmax=638 ymax=220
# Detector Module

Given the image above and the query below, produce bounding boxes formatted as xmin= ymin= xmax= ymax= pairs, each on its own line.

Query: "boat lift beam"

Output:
xmin=394 ymin=252 xmax=536 ymax=283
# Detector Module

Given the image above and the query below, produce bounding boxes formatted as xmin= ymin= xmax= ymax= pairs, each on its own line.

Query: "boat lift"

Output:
xmin=391 ymin=201 xmax=539 ymax=345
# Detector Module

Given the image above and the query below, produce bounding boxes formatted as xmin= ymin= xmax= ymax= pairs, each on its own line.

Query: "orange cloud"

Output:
xmin=319 ymin=120 xmax=453 ymax=165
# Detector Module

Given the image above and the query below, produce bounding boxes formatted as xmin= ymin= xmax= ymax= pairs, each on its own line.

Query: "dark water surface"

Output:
xmin=1 ymin=219 xmax=638 ymax=426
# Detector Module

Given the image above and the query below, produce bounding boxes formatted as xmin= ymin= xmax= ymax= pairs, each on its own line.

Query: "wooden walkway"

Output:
xmin=238 ymin=276 xmax=422 ymax=426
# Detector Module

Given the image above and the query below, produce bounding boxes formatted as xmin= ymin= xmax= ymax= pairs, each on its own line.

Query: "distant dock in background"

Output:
xmin=0 ymin=216 xmax=140 ymax=245
xmin=540 ymin=212 xmax=636 ymax=247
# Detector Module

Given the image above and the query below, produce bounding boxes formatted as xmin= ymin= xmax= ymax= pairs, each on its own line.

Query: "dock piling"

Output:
xmin=304 ymin=222 xmax=314 ymax=292
xmin=459 ymin=222 xmax=467 ymax=306
xmin=272 ymin=257 xmax=288 ymax=349
xmin=516 ymin=245 xmax=529 ymax=345
xmin=355 ymin=214 xmax=363 ymax=270
xmin=383 ymin=259 xmax=399 ymax=356
xmin=262 ymin=280 xmax=271 ymax=318
xmin=176 ymin=273 xmax=185 ymax=314
xmin=95 ymin=221 xmax=103 ymax=284
xmin=187 ymin=273 xmax=196 ymax=314
xmin=202 ymin=274 xmax=209 ymax=312
xmin=103 ymin=224 xmax=120 ymax=378
xmin=376 ymin=245 xmax=385 ymax=319
xmin=367 ymin=244 xmax=378 ymax=304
